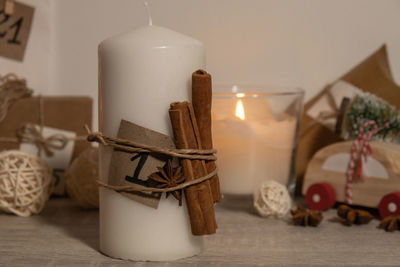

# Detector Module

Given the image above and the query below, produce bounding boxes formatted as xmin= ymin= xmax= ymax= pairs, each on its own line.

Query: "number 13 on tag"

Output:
xmin=0 ymin=0 xmax=34 ymax=61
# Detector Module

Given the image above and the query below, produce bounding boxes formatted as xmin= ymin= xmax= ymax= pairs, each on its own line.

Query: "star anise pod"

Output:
xmin=378 ymin=215 xmax=400 ymax=232
xmin=337 ymin=205 xmax=373 ymax=226
xmin=291 ymin=206 xmax=323 ymax=227
xmin=148 ymin=159 xmax=185 ymax=206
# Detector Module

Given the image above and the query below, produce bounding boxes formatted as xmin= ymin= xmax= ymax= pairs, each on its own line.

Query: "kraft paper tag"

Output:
xmin=4 ymin=0 xmax=14 ymax=15
xmin=0 ymin=0 xmax=34 ymax=61
xmin=108 ymin=120 xmax=176 ymax=209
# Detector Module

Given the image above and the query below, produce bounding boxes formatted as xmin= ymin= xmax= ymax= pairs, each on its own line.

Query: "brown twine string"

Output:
xmin=85 ymin=126 xmax=217 ymax=161
xmin=85 ymin=126 xmax=219 ymax=193
xmin=0 ymin=74 xmax=86 ymax=157
xmin=15 ymin=123 xmax=87 ymax=157
xmin=0 ymin=73 xmax=32 ymax=123
xmin=97 ymin=167 xmax=218 ymax=193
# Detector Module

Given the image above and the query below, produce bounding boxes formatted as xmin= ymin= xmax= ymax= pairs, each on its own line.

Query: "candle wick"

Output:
xmin=143 ymin=1 xmax=153 ymax=26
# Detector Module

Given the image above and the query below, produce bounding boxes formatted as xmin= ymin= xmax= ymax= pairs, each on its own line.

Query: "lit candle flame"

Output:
xmin=235 ymin=99 xmax=245 ymax=120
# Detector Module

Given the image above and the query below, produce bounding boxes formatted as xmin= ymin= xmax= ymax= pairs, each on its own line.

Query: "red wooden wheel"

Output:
xmin=305 ymin=183 xmax=336 ymax=211
xmin=379 ymin=192 xmax=400 ymax=219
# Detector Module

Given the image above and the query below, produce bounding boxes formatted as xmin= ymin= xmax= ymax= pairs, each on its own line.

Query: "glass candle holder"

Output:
xmin=212 ymin=85 xmax=304 ymax=195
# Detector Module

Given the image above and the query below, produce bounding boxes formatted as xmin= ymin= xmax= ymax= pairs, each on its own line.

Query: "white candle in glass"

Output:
xmin=98 ymin=18 xmax=205 ymax=260
xmin=212 ymin=88 xmax=302 ymax=195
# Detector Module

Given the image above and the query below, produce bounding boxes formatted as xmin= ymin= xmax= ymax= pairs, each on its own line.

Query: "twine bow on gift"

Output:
xmin=16 ymin=124 xmax=70 ymax=157
xmin=345 ymin=120 xmax=391 ymax=204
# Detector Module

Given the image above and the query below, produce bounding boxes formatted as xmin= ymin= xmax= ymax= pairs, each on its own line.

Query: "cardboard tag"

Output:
xmin=108 ymin=120 xmax=176 ymax=209
xmin=0 ymin=0 xmax=34 ymax=61
xmin=4 ymin=0 xmax=14 ymax=15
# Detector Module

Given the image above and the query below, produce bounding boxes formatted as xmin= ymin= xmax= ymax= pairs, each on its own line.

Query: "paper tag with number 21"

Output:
xmin=0 ymin=0 xmax=34 ymax=61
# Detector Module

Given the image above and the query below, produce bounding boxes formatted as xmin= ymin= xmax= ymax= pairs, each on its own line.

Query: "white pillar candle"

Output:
xmin=98 ymin=24 xmax=205 ymax=261
xmin=212 ymin=89 xmax=302 ymax=195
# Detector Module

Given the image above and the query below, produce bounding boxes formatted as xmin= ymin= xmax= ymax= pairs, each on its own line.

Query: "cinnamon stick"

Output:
xmin=169 ymin=101 xmax=217 ymax=235
xmin=192 ymin=69 xmax=222 ymax=203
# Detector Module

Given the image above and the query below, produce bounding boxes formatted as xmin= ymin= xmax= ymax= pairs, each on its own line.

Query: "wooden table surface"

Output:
xmin=1 ymin=196 xmax=399 ymax=266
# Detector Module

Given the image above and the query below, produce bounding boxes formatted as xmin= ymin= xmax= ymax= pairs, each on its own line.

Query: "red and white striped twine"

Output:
xmin=345 ymin=120 xmax=391 ymax=204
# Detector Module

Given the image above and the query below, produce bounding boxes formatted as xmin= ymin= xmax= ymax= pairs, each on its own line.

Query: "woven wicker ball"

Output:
xmin=253 ymin=180 xmax=292 ymax=218
xmin=66 ymin=147 xmax=99 ymax=209
xmin=0 ymin=150 xmax=53 ymax=217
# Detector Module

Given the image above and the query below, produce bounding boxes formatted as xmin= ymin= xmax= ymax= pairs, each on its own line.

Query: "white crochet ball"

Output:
xmin=0 ymin=150 xmax=53 ymax=216
xmin=253 ymin=180 xmax=292 ymax=218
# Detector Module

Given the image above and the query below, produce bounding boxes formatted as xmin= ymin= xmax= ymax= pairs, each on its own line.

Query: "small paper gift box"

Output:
xmin=0 ymin=96 xmax=92 ymax=194
xmin=296 ymin=45 xmax=400 ymax=193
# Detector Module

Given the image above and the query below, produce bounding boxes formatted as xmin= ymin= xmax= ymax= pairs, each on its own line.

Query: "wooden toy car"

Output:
xmin=302 ymin=141 xmax=400 ymax=218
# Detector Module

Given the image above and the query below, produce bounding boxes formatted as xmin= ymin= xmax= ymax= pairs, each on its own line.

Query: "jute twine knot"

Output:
xmin=0 ymin=150 xmax=53 ymax=216
xmin=17 ymin=124 xmax=70 ymax=157
xmin=0 ymin=73 xmax=32 ymax=123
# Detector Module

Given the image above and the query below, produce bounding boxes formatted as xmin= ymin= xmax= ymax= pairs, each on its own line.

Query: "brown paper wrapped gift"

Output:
xmin=0 ymin=96 xmax=92 ymax=160
xmin=296 ymin=45 xmax=400 ymax=194
xmin=0 ymin=96 xmax=92 ymax=194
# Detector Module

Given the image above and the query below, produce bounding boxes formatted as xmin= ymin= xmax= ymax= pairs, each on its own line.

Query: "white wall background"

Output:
xmin=2 ymin=0 xmax=400 ymax=128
